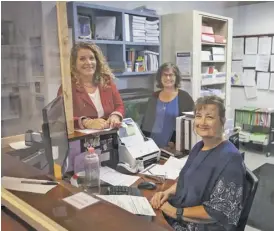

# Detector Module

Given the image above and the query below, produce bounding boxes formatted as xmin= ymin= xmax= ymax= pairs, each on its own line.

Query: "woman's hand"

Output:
xmin=108 ymin=114 xmax=122 ymax=128
xmin=150 ymin=191 xmax=169 ymax=209
xmin=83 ymin=118 xmax=109 ymax=130
xmin=160 ymin=202 xmax=177 ymax=219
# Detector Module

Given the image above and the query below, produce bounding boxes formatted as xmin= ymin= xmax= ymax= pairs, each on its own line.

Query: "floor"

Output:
xmin=241 ymin=146 xmax=274 ymax=231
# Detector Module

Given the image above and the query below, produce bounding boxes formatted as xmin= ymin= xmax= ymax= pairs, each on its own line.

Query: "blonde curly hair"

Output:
xmin=70 ymin=42 xmax=114 ymax=87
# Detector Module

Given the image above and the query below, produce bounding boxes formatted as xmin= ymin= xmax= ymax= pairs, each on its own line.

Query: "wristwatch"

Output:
xmin=176 ymin=208 xmax=184 ymax=222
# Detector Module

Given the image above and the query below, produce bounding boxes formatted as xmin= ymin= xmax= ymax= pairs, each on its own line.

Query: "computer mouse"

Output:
xmin=137 ymin=181 xmax=157 ymax=190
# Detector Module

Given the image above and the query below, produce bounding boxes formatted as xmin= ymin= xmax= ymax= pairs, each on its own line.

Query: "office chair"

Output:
xmin=236 ymin=167 xmax=258 ymax=231
xmin=165 ymin=166 xmax=258 ymax=231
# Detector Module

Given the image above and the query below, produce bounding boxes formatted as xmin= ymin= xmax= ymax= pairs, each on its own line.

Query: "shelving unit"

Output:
xmin=161 ymin=11 xmax=233 ymax=117
xmin=66 ymin=2 xmax=161 ymax=78
xmin=235 ymin=108 xmax=274 ymax=157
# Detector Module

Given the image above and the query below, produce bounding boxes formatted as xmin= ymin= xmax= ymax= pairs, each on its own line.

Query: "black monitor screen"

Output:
xmin=42 ymin=95 xmax=69 ymax=175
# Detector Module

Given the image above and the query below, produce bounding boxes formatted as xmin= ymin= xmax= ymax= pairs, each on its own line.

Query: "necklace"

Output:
xmin=162 ymin=102 xmax=168 ymax=111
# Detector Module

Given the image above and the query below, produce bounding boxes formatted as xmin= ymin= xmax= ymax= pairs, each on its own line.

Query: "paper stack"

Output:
xmin=132 ymin=16 xmax=146 ymax=43
xmin=145 ymin=19 xmax=159 ymax=43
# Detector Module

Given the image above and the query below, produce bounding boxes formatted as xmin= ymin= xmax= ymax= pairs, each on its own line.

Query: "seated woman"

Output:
xmin=150 ymin=95 xmax=246 ymax=231
xmin=141 ymin=62 xmax=194 ymax=148
xmin=58 ymin=42 xmax=124 ymax=130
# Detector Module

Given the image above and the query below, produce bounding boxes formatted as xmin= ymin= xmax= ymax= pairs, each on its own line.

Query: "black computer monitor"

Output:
xmin=42 ymin=95 xmax=69 ymax=176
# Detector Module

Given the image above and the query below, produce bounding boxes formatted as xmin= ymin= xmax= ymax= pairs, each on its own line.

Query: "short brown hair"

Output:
xmin=155 ymin=62 xmax=181 ymax=89
xmin=194 ymin=95 xmax=226 ymax=125
xmin=70 ymin=42 xmax=114 ymax=87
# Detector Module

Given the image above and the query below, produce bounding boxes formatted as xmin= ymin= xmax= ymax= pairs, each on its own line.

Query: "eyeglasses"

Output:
xmin=162 ymin=73 xmax=175 ymax=78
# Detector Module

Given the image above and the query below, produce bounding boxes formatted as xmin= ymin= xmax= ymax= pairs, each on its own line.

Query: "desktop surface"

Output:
xmin=1 ymin=153 xmax=171 ymax=231
xmin=68 ymin=129 xmax=118 ymax=141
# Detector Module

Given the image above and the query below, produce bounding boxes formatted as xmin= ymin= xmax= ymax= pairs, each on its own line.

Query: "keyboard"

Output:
xmin=107 ymin=186 xmax=142 ymax=196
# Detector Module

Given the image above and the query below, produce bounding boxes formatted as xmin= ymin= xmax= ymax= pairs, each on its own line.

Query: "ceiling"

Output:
xmin=224 ymin=1 xmax=269 ymax=7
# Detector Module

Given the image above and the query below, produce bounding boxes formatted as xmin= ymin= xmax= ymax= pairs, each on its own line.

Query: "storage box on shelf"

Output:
xmin=66 ymin=2 xmax=161 ymax=77
xmin=235 ymin=107 xmax=274 ymax=157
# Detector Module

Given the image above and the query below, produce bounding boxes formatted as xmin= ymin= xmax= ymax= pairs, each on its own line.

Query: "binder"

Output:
xmin=176 ymin=116 xmax=185 ymax=151
xmin=184 ymin=119 xmax=191 ymax=150
xmin=125 ymin=14 xmax=130 ymax=41
xmin=181 ymin=116 xmax=201 ymax=151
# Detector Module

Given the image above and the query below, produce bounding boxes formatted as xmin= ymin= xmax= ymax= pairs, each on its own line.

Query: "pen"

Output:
xmin=21 ymin=181 xmax=59 ymax=185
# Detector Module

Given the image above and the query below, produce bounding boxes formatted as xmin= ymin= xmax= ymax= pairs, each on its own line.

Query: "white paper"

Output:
xmin=163 ymin=156 xmax=188 ymax=170
xmin=256 ymin=55 xmax=270 ymax=72
xmin=270 ymin=55 xmax=274 ymax=72
xmin=258 ymin=37 xmax=272 ymax=55
xmin=270 ymin=73 xmax=274 ymax=91
xmin=148 ymin=165 xmax=180 ymax=180
xmin=243 ymin=55 xmax=257 ymax=67
xmin=1 ymin=177 xmax=57 ymax=194
xmin=100 ymin=166 xmax=139 ymax=186
xmin=63 ymin=192 xmax=99 ymax=210
xmin=97 ymin=195 xmax=156 ymax=216
xmin=76 ymin=128 xmax=113 ymax=134
xmin=244 ymin=86 xmax=257 ymax=99
xmin=245 ymin=37 xmax=258 ymax=54
xmin=140 ymin=157 xmax=188 ymax=180
xmin=242 ymin=70 xmax=256 ymax=86
xmin=176 ymin=52 xmax=191 ymax=76
xmin=232 ymin=38 xmax=244 ymax=60
xmin=272 ymin=37 xmax=274 ymax=54
xmin=9 ymin=141 xmax=30 ymax=150
xmin=232 ymin=61 xmax=243 ymax=85
xmin=257 ymin=72 xmax=270 ymax=90
xmin=232 ymin=60 xmax=243 ymax=73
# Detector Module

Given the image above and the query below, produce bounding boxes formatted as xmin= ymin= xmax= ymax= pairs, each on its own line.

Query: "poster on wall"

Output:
xmin=176 ymin=52 xmax=191 ymax=77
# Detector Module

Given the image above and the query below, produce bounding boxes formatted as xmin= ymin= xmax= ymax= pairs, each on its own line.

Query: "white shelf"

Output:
xmin=201 ymin=42 xmax=226 ymax=46
xmin=201 ymin=77 xmax=226 ymax=86
xmin=201 ymin=60 xmax=226 ymax=63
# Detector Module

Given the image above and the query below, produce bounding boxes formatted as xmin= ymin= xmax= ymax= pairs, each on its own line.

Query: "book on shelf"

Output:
xmin=126 ymin=49 xmax=159 ymax=72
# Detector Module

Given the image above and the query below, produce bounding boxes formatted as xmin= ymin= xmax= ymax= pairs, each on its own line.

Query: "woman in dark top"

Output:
xmin=150 ymin=95 xmax=246 ymax=231
xmin=141 ymin=62 xmax=194 ymax=148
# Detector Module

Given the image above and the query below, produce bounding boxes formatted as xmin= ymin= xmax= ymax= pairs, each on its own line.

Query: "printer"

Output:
xmin=118 ymin=118 xmax=160 ymax=169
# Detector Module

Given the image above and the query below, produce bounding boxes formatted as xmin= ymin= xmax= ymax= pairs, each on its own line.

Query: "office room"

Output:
xmin=1 ymin=1 xmax=274 ymax=231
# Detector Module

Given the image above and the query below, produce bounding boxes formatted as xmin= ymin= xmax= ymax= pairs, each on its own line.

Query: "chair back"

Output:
xmin=237 ymin=167 xmax=258 ymax=231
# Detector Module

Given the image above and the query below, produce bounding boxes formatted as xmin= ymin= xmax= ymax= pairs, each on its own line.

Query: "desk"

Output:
xmin=1 ymin=154 xmax=171 ymax=231
xmin=68 ymin=130 xmax=117 ymax=142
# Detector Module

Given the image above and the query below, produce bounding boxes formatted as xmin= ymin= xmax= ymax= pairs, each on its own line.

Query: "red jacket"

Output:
xmin=58 ymin=80 xmax=124 ymax=129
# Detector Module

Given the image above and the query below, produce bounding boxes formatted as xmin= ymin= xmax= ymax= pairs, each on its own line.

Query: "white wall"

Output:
xmin=224 ymin=2 xmax=274 ymax=118
xmin=224 ymin=2 xmax=274 ymax=36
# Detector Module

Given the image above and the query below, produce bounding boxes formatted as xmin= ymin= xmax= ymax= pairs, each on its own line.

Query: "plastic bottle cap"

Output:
xmin=72 ymin=174 xmax=78 ymax=179
xmin=88 ymin=147 xmax=95 ymax=153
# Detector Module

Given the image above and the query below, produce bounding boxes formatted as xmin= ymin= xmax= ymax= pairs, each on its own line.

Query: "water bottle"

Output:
xmin=84 ymin=147 xmax=100 ymax=194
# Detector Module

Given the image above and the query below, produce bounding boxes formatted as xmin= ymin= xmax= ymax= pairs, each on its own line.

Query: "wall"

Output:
xmin=224 ymin=2 xmax=274 ymax=118
xmin=94 ymin=1 xmax=227 ymax=15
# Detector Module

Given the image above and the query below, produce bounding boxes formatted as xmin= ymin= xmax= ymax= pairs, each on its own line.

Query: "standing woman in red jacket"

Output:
xmin=58 ymin=42 xmax=124 ymax=130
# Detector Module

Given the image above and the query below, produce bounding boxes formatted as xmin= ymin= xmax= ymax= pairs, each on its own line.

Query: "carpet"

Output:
xmin=247 ymin=163 xmax=274 ymax=231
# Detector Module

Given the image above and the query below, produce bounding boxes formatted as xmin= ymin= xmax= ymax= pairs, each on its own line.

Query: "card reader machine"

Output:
xmin=118 ymin=118 xmax=160 ymax=169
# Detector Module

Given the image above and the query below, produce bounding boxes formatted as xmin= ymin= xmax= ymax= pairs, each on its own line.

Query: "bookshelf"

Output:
xmin=66 ymin=2 xmax=161 ymax=78
xmin=161 ymin=11 xmax=233 ymax=118
xmin=235 ymin=108 xmax=274 ymax=157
